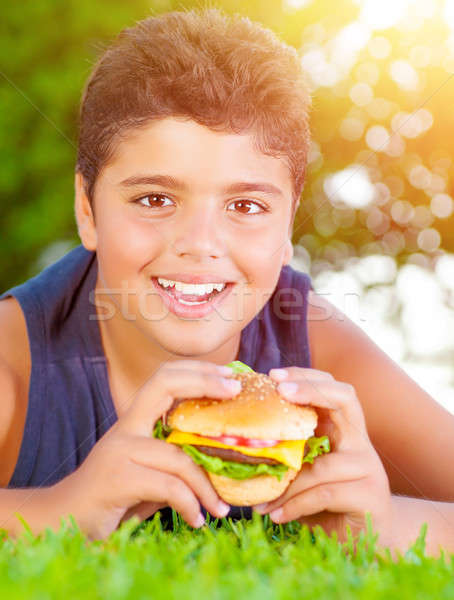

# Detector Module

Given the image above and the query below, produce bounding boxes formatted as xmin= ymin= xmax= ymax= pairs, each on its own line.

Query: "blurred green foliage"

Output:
xmin=1 ymin=0 xmax=453 ymax=290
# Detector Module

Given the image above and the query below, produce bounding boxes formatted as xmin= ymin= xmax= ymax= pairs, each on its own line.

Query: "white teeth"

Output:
xmin=157 ymin=277 xmax=226 ymax=296
xmin=157 ymin=278 xmax=174 ymax=288
xmin=178 ymin=298 xmax=207 ymax=305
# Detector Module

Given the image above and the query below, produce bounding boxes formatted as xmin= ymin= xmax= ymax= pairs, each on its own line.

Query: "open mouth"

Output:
xmin=151 ymin=277 xmax=235 ymax=308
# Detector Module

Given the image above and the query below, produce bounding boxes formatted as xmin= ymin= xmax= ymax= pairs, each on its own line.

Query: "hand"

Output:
xmin=253 ymin=367 xmax=394 ymax=545
xmin=55 ymin=360 xmax=241 ymax=540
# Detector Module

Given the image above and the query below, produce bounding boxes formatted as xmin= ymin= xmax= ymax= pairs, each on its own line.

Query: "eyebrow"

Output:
xmin=118 ymin=174 xmax=284 ymax=198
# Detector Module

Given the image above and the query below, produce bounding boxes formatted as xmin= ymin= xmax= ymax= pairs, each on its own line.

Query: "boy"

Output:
xmin=1 ymin=8 xmax=454 ymax=556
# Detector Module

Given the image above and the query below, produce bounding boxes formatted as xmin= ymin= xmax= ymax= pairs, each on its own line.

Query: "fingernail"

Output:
xmin=217 ymin=501 xmax=230 ymax=517
xmin=194 ymin=513 xmax=206 ymax=528
xmin=253 ymin=502 xmax=269 ymax=514
xmin=269 ymin=368 xmax=288 ymax=381
xmin=222 ymin=378 xmax=241 ymax=393
xmin=278 ymin=382 xmax=298 ymax=397
xmin=217 ymin=366 xmax=233 ymax=375
xmin=269 ymin=508 xmax=283 ymax=522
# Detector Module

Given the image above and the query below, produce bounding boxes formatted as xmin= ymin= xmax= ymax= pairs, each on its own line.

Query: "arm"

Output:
xmin=307 ymin=290 xmax=454 ymax=501
xmin=0 ymin=298 xmax=31 ymax=487
xmin=0 ymin=298 xmax=70 ymax=538
xmin=0 ymin=485 xmax=74 ymax=538
xmin=253 ymin=366 xmax=454 ymax=559
xmin=0 ymin=345 xmax=70 ymax=537
xmin=388 ymin=495 xmax=454 ymax=558
xmin=1 ymin=360 xmax=236 ymax=540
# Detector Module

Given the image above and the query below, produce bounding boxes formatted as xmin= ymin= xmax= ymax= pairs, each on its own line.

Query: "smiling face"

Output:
xmin=75 ymin=116 xmax=296 ymax=360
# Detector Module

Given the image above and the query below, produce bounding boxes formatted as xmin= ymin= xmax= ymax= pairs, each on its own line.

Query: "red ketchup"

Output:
xmin=202 ymin=434 xmax=279 ymax=448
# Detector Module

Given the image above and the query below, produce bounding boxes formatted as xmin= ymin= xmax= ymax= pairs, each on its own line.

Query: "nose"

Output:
xmin=172 ymin=203 xmax=225 ymax=260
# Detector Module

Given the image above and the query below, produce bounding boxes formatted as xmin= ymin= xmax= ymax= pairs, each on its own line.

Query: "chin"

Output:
xmin=151 ymin=331 xmax=218 ymax=357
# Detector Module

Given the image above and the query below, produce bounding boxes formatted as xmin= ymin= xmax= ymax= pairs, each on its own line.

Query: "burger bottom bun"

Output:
xmin=207 ymin=468 xmax=298 ymax=506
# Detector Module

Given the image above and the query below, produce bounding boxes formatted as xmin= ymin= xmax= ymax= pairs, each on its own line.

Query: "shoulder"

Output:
xmin=306 ymin=288 xmax=383 ymax=373
xmin=0 ymin=298 xmax=30 ymax=487
xmin=0 ymin=297 xmax=31 ymax=382
xmin=306 ymin=289 xmax=353 ymax=372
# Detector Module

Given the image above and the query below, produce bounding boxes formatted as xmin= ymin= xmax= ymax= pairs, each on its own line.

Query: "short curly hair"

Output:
xmin=76 ymin=7 xmax=311 ymax=213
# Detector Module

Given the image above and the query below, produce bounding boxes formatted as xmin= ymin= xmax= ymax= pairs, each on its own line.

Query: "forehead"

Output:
xmin=102 ymin=117 xmax=293 ymax=196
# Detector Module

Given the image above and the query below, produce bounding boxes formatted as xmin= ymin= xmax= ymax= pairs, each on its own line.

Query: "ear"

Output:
xmin=282 ymin=238 xmax=294 ymax=266
xmin=74 ymin=171 xmax=97 ymax=251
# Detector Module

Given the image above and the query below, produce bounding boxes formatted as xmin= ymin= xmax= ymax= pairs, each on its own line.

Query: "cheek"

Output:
xmin=235 ymin=227 xmax=288 ymax=272
xmin=96 ymin=213 xmax=165 ymax=270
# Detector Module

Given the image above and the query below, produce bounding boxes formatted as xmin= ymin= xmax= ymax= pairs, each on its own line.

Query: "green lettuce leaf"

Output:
xmin=181 ymin=444 xmax=290 ymax=481
xmin=154 ymin=417 xmax=331 ymax=480
xmin=225 ymin=360 xmax=255 ymax=374
xmin=302 ymin=435 xmax=330 ymax=464
xmin=181 ymin=435 xmax=330 ymax=481
xmin=153 ymin=419 xmax=171 ymax=440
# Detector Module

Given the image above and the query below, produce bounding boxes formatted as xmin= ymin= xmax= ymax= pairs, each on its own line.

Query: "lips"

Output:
xmin=151 ymin=277 xmax=235 ymax=319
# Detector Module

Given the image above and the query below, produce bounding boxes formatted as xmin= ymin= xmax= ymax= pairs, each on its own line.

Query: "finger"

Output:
xmin=120 ymin=501 xmax=167 ymax=524
xmin=297 ymin=511 xmax=347 ymax=540
xmin=126 ymin=436 xmax=230 ymax=518
xmin=130 ymin=463 xmax=206 ymax=528
xmin=313 ymin=407 xmax=337 ymax=440
xmin=268 ymin=479 xmax=370 ymax=524
xmin=119 ymin=366 xmax=242 ymax=436
xmin=269 ymin=367 xmax=334 ymax=382
xmin=276 ymin=379 xmax=367 ymax=443
xmin=256 ymin=451 xmax=368 ymax=513
xmin=153 ymin=359 xmax=235 ymax=377
xmin=296 ymin=511 xmax=331 ymax=530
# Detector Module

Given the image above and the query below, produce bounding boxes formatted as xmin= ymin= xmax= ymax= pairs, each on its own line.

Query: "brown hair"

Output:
xmin=76 ymin=7 xmax=311 ymax=214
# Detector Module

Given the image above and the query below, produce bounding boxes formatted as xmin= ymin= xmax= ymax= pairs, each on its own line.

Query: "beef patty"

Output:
xmin=192 ymin=445 xmax=280 ymax=465
xmin=192 ymin=440 xmax=311 ymax=466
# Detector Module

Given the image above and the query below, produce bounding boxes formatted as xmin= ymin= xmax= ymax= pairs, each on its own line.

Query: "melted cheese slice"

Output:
xmin=166 ymin=430 xmax=305 ymax=470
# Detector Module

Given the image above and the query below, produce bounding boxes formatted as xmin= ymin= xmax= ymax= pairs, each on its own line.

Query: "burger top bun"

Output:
xmin=168 ymin=371 xmax=317 ymax=440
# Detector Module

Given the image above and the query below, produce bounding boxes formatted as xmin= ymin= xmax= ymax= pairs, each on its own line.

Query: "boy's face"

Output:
xmin=75 ymin=117 xmax=295 ymax=358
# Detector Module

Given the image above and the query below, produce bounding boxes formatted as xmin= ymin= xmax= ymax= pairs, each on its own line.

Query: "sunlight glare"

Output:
xmin=359 ymin=0 xmax=408 ymax=30
xmin=444 ymin=0 xmax=454 ymax=29
xmin=324 ymin=165 xmax=375 ymax=208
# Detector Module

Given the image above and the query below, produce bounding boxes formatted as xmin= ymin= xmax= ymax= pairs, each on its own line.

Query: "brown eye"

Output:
xmin=135 ymin=194 xmax=173 ymax=208
xmin=227 ymin=200 xmax=266 ymax=215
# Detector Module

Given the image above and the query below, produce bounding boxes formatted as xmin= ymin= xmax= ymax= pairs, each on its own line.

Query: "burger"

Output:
xmin=153 ymin=361 xmax=330 ymax=506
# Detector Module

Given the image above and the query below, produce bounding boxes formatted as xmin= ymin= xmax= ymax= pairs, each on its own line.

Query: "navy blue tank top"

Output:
xmin=0 ymin=244 xmax=313 ymax=520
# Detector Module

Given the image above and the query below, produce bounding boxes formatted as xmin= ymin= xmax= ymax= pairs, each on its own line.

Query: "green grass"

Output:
xmin=0 ymin=512 xmax=453 ymax=599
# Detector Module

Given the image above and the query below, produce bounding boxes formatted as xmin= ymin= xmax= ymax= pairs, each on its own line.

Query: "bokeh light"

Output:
xmin=431 ymin=193 xmax=454 ymax=218
xmin=324 ymin=165 xmax=375 ymax=208
xmin=291 ymin=0 xmax=454 ymax=411
xmin=359 ymin=0 xmax=411 ymax=30
xmin=389 ymin=59 xmax=420 ymax=91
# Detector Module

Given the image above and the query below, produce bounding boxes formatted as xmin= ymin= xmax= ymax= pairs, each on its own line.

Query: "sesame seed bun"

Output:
xmin=168 ymin=371 xmax=317 ymax=440
xmin=167 ymin=371 xmax=317 ymax=506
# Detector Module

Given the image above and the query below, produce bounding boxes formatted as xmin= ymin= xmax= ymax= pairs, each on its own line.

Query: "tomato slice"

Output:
xmin=203 ymin=434 xmax=279 ymax=448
